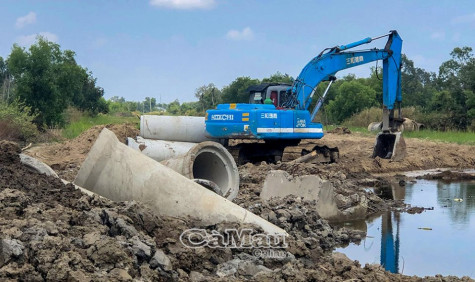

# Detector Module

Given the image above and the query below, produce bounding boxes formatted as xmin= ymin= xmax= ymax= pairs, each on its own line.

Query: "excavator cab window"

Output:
xmin=279 ymin=90 xmax=286 ymax=107
xmin=251 ymin=92 xmax=263 ymax=104
xmin=270 ymin=91 xmax=278 ymax=107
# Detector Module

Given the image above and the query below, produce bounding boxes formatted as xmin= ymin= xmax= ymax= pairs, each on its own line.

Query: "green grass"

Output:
xmin=403 ymin=130 xmax=475 ymax=145
xmin=324 ymin=124 xmax=475 ymax=145
xmin=62 ymin=114 xmax=139 ymax=139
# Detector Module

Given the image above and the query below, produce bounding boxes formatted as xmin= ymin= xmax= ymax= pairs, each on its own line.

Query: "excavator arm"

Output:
xmin=289 ymin=31 xmax=402 ymax=113
xmin=285 ymin=30 xmax=405 ymax=160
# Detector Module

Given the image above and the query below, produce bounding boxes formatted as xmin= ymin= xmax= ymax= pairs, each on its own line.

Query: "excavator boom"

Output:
xmin=205 ymin=30 xmax=406 ymax=162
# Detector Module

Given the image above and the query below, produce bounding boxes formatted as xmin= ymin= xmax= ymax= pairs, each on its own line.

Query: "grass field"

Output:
xmin=62 ymin=114 xmax=474 ymax=145
xmin=325 ymin=125 xmax=475 ymax=145
xmin=62 ymin=114 xmax=139 ymax=139
xmin=403 ymin=130 xmax=475 ymax=145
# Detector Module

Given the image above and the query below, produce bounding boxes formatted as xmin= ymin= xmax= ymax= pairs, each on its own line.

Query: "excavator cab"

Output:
xmin=248 ymin=83 xmax=291 ymax=107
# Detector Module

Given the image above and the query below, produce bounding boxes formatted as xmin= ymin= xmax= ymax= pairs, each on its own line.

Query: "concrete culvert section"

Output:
xmin=161 ymin=141 xmax=239 ymax=201
xmin=74 ymin=128 xmax=285 ymax=236
xmin=128 ymin=137 xmax=239 ymax=201
xmin=193 ymin=152 xmax=229 ymax=192
xmin=140 ymin=115 xmax=216 ymax=143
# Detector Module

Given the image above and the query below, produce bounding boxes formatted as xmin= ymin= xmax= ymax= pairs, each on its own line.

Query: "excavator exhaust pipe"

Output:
xmin=372 ymin=132 xmax=406 ymax=161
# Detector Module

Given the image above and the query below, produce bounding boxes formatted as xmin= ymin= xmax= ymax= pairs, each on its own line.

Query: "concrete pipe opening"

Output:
xmin=185 ymin=142 xmax=239 ymax=200
xmin=158 ymin=141 xmax=239 ymax=201
xmin=193 ymin=151 xmax=229 ymax=194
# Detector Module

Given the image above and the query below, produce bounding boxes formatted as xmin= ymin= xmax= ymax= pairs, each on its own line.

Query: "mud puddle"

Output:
xmin=372 ymin=168 xmax=475 ymax=178
xmin=336 ymin=179 xmax=475 ymax=278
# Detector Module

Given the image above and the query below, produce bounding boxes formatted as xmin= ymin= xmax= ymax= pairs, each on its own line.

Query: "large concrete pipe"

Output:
xmin=368 ymin=122 xmax=382 ymax=132
xmin=140 ymin=115 xmax=215 ymax=143
xmin=74 ymin=128 xmax=286 ymax=236
xmin=20 ymin=154 xmax=100 ymax=197
xmin=127 ymin=137 xmax=196 ymax=162
xmin=127 ymin=137 xmax=239 ymax=201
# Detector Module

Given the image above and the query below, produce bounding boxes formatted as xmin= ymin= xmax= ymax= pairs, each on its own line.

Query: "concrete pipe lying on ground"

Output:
xmin=127 ymin=137 xmax=196 ymax=162
xmin=20 ymin=154 xmax=100 ymax=197
xmin=74 ymin=128 xmax=286 ymax=236
xmin=368 ymin=122 xmax=382 ymax=132
xmin=140 ymin=115 xmax=216 ymax=143
xmin=127 ymin=137 xmax=239 ymax=201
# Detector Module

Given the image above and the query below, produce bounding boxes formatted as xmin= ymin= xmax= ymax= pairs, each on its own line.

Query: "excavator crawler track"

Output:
xmin=226 ymin=139 xmax=339 ymax=165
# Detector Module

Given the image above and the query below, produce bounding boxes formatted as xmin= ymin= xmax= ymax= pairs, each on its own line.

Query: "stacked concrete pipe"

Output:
xmin=74 ymin=128 xmax=286 ymax=236
xmin=140 ymin=115 xmax=214 ymax=143
xmin=128 ymin=115 xmax=239 ymax=201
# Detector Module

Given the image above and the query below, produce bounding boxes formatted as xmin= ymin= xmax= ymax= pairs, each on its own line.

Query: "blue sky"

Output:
xmin=1 ymin=0 xmax=474 ymax=103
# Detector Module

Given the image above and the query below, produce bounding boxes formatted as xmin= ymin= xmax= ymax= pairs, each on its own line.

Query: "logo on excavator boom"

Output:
xmin=211 ymin=114 xmax=234 ymax=121
xmin=346 ymin=55 xmax=364 ymax=65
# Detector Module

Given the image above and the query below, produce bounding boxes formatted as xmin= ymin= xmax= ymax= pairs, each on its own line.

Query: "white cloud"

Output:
xmin=15 ymin=12 xmax=37 ymax=29
xmin=149 ymin=0 xmax=215 ymax=9
xmin=451 ymin=13 xmax=475 ymax=25
xmin=430 ymin=31 xmax=445 ymax=40
xmin=16 ymin=32 xmax=59 ymax=47
xmin=226 ymin=27 xmax=254 ymax=41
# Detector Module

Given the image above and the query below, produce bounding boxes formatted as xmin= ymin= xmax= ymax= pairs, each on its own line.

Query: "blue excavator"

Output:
xmin=205 ymin=30 xmax=406 ymax=164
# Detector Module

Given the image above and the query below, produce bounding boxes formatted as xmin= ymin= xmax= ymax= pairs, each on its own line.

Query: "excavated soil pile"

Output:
xmin=419 ymin=170 xmax=475 ymax=181
xmin=236 ymin=161 xmax=408 ymax=222
xmin=25 ymin=124 xmax=138 ymax=181
xmin=3 ymin=140 xmax=471 ymax=281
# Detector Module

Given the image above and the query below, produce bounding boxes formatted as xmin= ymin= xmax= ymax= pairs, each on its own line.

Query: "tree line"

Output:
xmin=1 ymin=36 xmax=473 ymax=132
xmin=1 ymin=37 xmax=107 ymax=128
xmin=110 ymin=47 xmax=474 ymax=131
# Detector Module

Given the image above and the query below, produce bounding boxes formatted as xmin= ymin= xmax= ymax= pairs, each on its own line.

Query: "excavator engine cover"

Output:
xmin=372 ymin=132 xmax=406 ymax=161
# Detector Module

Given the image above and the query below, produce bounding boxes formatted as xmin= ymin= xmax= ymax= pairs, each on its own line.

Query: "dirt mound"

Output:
xmin=2 ymin=140 xmax=473 ymax=280
xmin=327 ymin=127 xmax=351 ymax=134
xmin=298 ymin=133 xmax=475 ymax=175
xmin=419 ymin=170 xmax=475 ymax=181
xmin=25 ymin=123 xmax=138 ymax=181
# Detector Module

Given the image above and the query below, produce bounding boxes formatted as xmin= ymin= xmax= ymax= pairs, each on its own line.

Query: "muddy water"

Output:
xmin=337 ymin=180 xmax=475 ymax=278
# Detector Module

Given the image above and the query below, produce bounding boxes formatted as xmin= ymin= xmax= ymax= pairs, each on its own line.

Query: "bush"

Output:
xmin=343 ymin=106 xmax=420 ymax=127
xmin=0 ymin=101 xmax=39 ymax=141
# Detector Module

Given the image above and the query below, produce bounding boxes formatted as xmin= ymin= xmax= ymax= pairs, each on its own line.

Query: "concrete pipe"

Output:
xmin=127 ymin=137 xmax=196 ymax=162
xmin=127 ymin=138 xmax=239 ymax=201
xmin=19 ymin=154 xmax=100 ymax=197
xmin=160 ymin=141 xmax=239 ymax=201
xmin=74 ymin=128 xmax=286 ymax=236
xmin=20 ymin=154 xmax=59 ymax=177
xmin=368 ymin=122 xmax=382 ymax=132
xmin=140 ymin=115 xmax=215 ymax=143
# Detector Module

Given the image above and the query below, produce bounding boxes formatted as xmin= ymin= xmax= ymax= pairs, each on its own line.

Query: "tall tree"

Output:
xmin=261 ymin=72 xmax=294 ymax=84
xmin=326 ymin=80 xmax=377 ymax=123
xmin=221 ymin=76 xmax=260 ymax=103
xmin=6 ymin=37 xmax=107 ymax=126
xmin=195 ymin=83 xmax=221 ymax=112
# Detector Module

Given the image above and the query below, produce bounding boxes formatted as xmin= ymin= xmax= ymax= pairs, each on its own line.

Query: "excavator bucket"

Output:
xmin=372 ymin=132 xmax=406 ymax=161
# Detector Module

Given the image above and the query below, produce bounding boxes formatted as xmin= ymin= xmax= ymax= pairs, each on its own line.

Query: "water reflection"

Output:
xmin=337 ymin=180 xmax=475 ymax=277
xmin=437 ymin=182 xmax=475 ymax=226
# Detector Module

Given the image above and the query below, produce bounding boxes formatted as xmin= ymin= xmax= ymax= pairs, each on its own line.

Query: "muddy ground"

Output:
xmin=1 ymin=125 xmax=473 ymax=281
